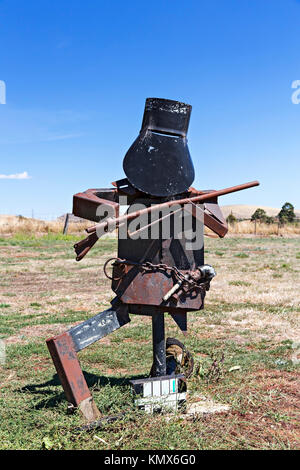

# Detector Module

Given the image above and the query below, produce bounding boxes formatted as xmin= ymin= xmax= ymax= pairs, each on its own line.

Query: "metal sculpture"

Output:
xmin=46 ymin=98 xmax=259 ymax=422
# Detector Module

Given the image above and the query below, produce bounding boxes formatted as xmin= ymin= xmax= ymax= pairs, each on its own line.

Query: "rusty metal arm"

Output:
xmin=74 ymin=181 xmax=259 ymax=261
xmin=73 ymin=188 xmax=119 ymax=222
xmin=184 ymin=198 xmax=228 ymax=238
xmin=74 ymin=231 xmax=99 ymax=261
xmin=86 ymin=181 xmax=259 ymax=235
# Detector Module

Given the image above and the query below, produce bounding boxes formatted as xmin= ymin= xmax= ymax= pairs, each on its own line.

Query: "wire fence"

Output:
xmin=225 ymin=217 xmax=300 ymax=236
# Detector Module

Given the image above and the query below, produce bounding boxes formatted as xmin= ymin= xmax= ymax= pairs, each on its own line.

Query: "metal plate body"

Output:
xmin=112 ymin=198 xmax=204 ymax=311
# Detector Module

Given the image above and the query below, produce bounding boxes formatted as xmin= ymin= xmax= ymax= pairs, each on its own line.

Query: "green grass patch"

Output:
xmin=215 ymin=251 xmax=225 ymax=256
xmin=234 ymin=253 xmax=249 ymax=258
xmin=229 ymin=281 xmax=251 ymax=287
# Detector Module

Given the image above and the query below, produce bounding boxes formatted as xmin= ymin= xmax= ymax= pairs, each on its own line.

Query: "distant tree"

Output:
xmin=278 ymin=202 xmax=295 ymax=223
xmin=251 ymin=208 xmax=267 ymax=222
xmin=264 ymin=216 xmax=275 ymax=225
xmin=226 ymin=212 xmax=237 ymax=224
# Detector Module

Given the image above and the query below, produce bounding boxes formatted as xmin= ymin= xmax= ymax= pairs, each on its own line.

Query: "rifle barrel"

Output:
xmin=86 ymin=180 xmax=259 ymax=235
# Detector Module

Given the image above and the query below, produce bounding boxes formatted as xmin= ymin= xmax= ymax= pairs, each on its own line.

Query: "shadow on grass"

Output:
xmin=17 ymin=370 xmax=146 ymax=410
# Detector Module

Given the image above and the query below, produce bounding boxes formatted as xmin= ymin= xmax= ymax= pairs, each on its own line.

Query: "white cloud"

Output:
xmin=0 ymin=171 xmax=31 ymax=180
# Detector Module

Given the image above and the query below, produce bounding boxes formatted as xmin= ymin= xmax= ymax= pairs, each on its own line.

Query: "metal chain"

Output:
xmin=104 ymin=257 xmax=210 ymax=293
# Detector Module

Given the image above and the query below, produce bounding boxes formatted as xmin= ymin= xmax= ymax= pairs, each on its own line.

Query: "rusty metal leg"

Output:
xmin=46 ymin=299 xmax=130 ymax=422
xmin=151 ymin=312 xmax=166 ymax=377
xmin=46 ymin=332 xmax=100 ymax=422
xmin=68 ymin=300 xmax=130 ymax=352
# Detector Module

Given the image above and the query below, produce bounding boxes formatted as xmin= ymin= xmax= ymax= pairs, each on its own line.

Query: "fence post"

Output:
xmin=63 ymin=213 xmax=70 ymax=235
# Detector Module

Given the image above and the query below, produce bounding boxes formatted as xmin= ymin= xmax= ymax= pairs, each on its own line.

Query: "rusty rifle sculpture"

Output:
xmin=46 ymin=98 xmax=259 ymax=422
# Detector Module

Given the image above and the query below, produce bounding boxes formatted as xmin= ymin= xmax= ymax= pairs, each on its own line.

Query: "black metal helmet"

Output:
xmin=123 ymin=98 xmax=195 ymax=197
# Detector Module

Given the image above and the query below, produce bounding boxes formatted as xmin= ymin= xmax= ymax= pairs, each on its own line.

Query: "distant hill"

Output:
xmin=57 ymin=214 xmax=89 ymax=223
xmin=220 ymin=205 xmax=300 ymax=220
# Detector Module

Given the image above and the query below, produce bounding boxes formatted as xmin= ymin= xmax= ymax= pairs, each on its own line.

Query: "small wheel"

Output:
xmin=149 ymin=337 xmax=194 ymax=378
xmin=166 ymin=337 xmax=194 ymax=378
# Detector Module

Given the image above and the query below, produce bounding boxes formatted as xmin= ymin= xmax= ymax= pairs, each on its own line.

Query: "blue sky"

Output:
xmin=0 ymin=0 xmax=300 ymax=218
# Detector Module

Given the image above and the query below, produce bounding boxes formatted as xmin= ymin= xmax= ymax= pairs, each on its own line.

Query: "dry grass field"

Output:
xmin=226 ymin=220 xmax=300 ymax=236
xmin=0 ymin=215 xmax=90 ymax=235
xmin=1 ymin=214 xmax=300 ymax=237
xmin=0 ymin=231 xmax=299 ymax=450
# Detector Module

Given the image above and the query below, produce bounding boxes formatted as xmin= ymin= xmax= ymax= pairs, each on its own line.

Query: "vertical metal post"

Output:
xmin=151 ymin=312 xmax=166 ymax=376
xmin=63 ymin=213 xmax=70 ymax=235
